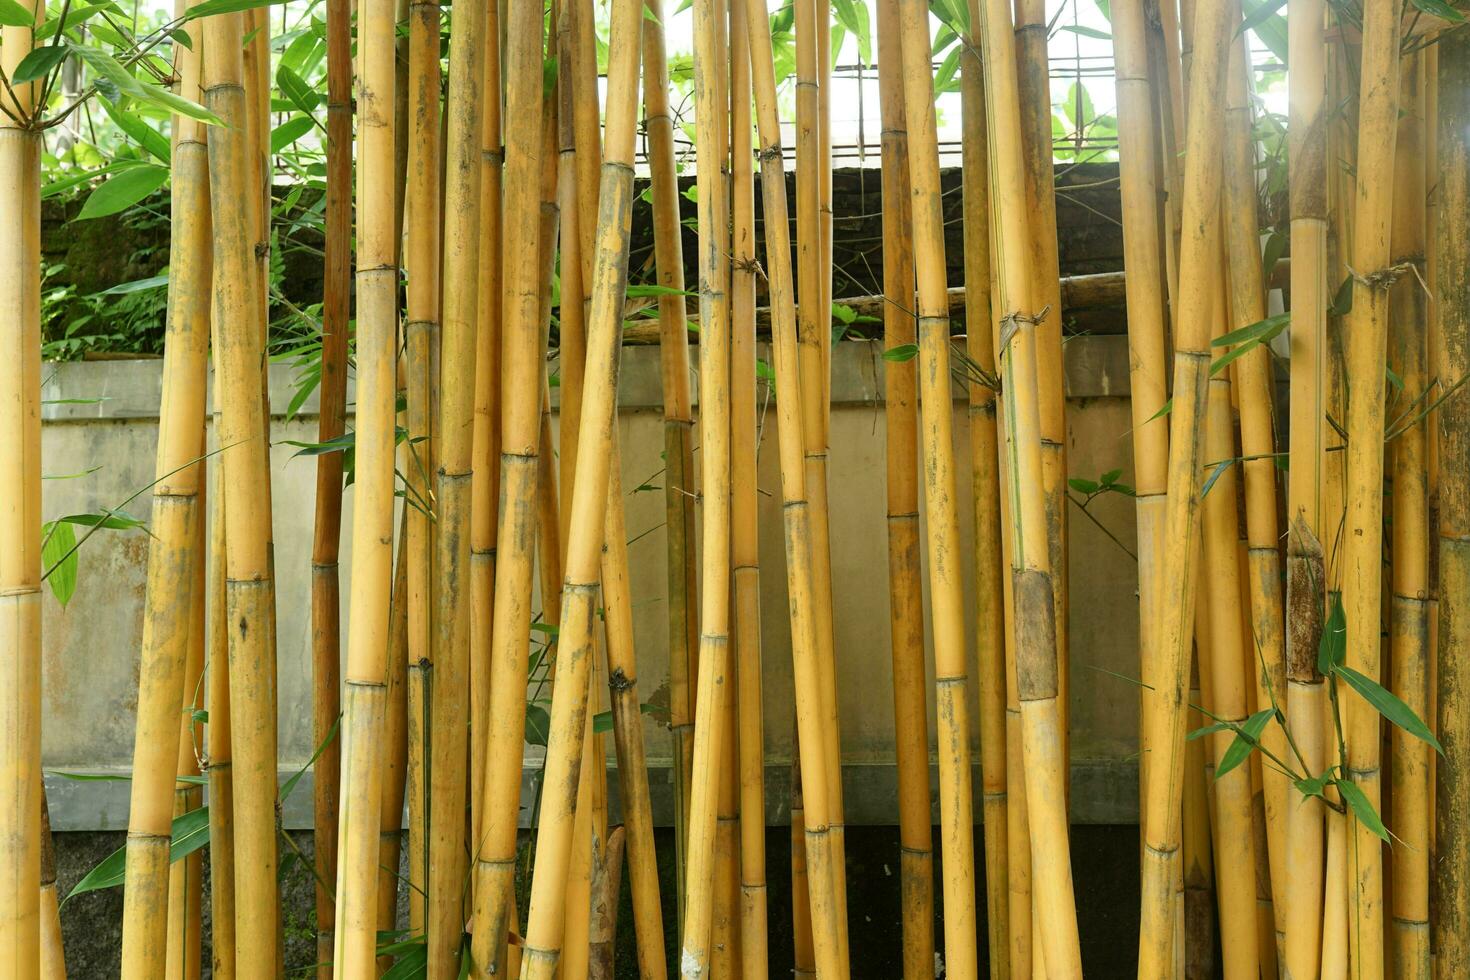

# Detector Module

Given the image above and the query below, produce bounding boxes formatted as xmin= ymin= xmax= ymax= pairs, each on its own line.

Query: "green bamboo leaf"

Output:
xmin=76 ymin=164 xmax=169 ymax=220
xmin=41 ymin=521 xmax=77 ymax=607
xmin=279 ymin=714 xmax=340 ymax=803
xmin=10 ymin=44 xmax=67 ymax=85
xmin=1187 ymin=721 xmax=1233 ymax=741
xmin=1333 ymin=663 xmax=1443 ymax=754
xmin=184 ymin=0 xmax=290 ymax=18
xmin=65 ymin=807 xmax=210 ymax=902
xmin=100 ymin=98 xmax=171 ymax=164
xmin=271 ymin=114 xmax=314 ymax=152
xmin=1061 ymin=24 xmax=1110 ymax=38
xmin=525 ymin=703 xmax=551 ymax=747
xmin=1329 ymin=273 xmax=1354 ymax=316
xmin=0 ymin=0 xmax=35 ymax=27
xmin=68 ymin=44 xmax=219 ymax=124
xmin=1335 ymin=777 xmax=1389 ymax=841
xmin=1215 ymin=707 xmax=1273 ymax=780
xmin=883 ymin=343 xmax=919 ymax=362
xmin=1068 ymin=477 xmax=1099 ymax=495
xmin=1294 ymin=772 xmax=1329 ymax=800
xmin=48 ymin=769 xmax=129 ymax=781
xmin=59 ymin=511 xmax=146 ymax=530
xmin=1317 ymin=593 xmax=1346 ymax=674
xmin=276 ymin=64 xmax=321 ymax=114
xmin=1409 ymin=0 xmax=1464 ymax=21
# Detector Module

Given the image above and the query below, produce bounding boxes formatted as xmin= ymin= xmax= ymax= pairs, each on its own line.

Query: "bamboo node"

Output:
xmin=1346 ymin=260 xmax=1430 ymax=296
xmin=997 ymin=305 xmax=1052 ymax=355
xmin=609 ymin=666 xmax=634 ymax=692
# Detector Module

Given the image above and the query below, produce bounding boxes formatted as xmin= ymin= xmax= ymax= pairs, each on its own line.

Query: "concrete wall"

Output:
xmin=39 ymin=335 xmax=1143 ymax=830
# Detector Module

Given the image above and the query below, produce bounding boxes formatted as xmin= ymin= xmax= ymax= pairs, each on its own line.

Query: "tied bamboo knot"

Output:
xmin=997 ymin=304 xmax=1052 ymax=356
xmin=731 ymin=255 xmax=766 ymax=281
xmin=1346 ymin=260 xmax=1431 ymax=296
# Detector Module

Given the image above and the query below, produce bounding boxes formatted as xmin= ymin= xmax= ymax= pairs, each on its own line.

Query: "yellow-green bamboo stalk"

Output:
xmin=742 ymin=0 xmax=847 ymax=970
xmin=728 ymin=0 xmax=768 ymax=968
xmin=402 ymin=0 xmax=441 ymax=935
xmin=877 ymin=0 xmax=936 ymax=973
xmin=0 ymin=2 xmax=42 ymax=969
xmin=1387 ymin=51 xmax=1429 ymax=978
xmin=327 ymin=0 xmax=397 ymax=959
xmin=202 ymin=8 xmax=279 ymax=971
xmin=469 ymin=0 xmax=504 ymax=856
xmin=428 ymin=0 xmax=486 ymax=961
xmin=514 ymin=0 xmax=642 ymax=971
xmin=972 ymin=0 xmax=1084 ymax=969
xmin=1132 ymin=0 xmax=1234 ymax=967
xmin=1341 ymin=0 xmax=1403 ymax=969
xmin=120 ymin=4 xmax=213 ymax=964
xmin=1434 ymin=26 xmax=1470 ymax=972
xmin=642 ymin=0 xmax=698 ymax=878
xmin=166 ymin=465 xmax=207 ymax=980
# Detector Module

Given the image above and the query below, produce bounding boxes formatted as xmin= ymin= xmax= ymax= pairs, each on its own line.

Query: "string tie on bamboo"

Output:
xmin=1345 ymin=259 xmax=1431 ymax=296
xmin=997 ymin=304 xmax=1052 ymax=356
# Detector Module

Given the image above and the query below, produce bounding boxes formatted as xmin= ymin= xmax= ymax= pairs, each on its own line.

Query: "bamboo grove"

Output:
xmin=5 ymin=0 xmax=1470 ymax=972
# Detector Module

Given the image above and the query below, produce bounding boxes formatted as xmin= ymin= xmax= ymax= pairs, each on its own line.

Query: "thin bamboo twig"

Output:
xmin=514 ymin=0 xmax=642 ymax=971
xmin=742 ymin=0 xmax=847 ymax=970
xmin=0 ymin=2 xmax=42 ymax=969
xmin=120 ymin=4 xmax=212 ymax=964
xmin=877 ymin=0 xmax=936 ymax=972
xmin=202 ymin=7 xmax=279 ymax=971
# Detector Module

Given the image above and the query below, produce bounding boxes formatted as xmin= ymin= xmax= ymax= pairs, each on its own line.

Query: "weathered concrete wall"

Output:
xmin=40 ymin=335 xmax=1143 ymax=832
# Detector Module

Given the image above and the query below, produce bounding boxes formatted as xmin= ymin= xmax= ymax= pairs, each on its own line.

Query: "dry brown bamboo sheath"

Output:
xmin=742 ymin=0 xmax=847 ymax=971
xmin=119 ymin=4 xmax=212 ymax=964
xmin=469 ymin=0 xmax=505 ymax=856
xmin=875 ymin=0 xmax=936 ymax=974
xmin=728 ymin=0 xmax=769 ymax=969
xmin=1111 ymin=0 xmax=1170 ymax=852
xmin=402 ymin=0 xmax=442 ymax=935
xmin=1283 ymin=0 xmax=1328 ymax=967
xmin=1130 ymin=0 xmax=1234 ymax=966
xmin=309 ymin=0 xmax=353 ymax=954
xmin=428 ymin=0 xmax=486 ymax=966
xmin=899 ymin=0 xmax=990 ymax=974
xmin=1435 ymin=28 xmax=1470 ymax=973
xmin=0 ymin=3 xmax=42 ymax=970
xmin=680 ymin=0 xmax=736 ymax=969
xmin=201 ymin=8 xmax=280 ymax=972
xmin=641 ymin=0 xmax=698 ymax=883
xmin=959 ymin=13 xmax=1008 ymax=977
xmin=1387 ymin=52 xmax=1430 ymax=978
xmin=599 ymin=430 xmax=667 ymax=979
xmin=1342 ymin=0 xmax=1403 ymax=970
xmin=513 ymin=0 xmax=642 ymax=972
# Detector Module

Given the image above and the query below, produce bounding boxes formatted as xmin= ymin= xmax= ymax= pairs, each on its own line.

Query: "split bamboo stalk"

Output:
xmin=599 ymin=433 xmax=667 ymax=978
xmin=1283 ymin=0 xmax=1329 ymax=966
xmin=1387 ymin=51 xmax=1429 ymax=977
xmin=202 ymin=8 xmax=280 ymax=971
xmin=972 ymin=0 xmax=1084 ymax=969
xmin=642 ymin=0 xmax=698 ymax=879
xmin=515 ymin=1 xmax=642 ymax=972
xmin=727 ymin=0 xmax=768 ymax=969
xmin=877 ymin=0 xmax=936 ymax=973
xmin=310 ymin=0 xmax=353 ymax=955
xmin=205 ymin=443 xmax=235 ymax=979
xmin=1014 ymin=0 xmax=1069 ymax=763
xmin=1132 ymin=0 xmax=1235 ymax=968
xmin=1221 ymin=22 xmax=1287 ymax=958
xmin=1434 ymin=26 xmax=1470 ymax=973
xmin=960 ymin=18 xmax=1008 ymax=975
xmin=428 ymin=0 xmax=486 ymax=963
xmin=120 ymin=3 xmax=213 ymax=962
xmin=1341 ymin=0 xmax=1403 ymax=968
xmin=378 ymin=507 xmax=411 ymax=962
xmin=0 ymin=2 xmax=42 ymax=969
xmin=327 ymin=0 xmax=398 ymax=960
xmin=742 ymin=0 xmax=847 ymax=970
xmin=588 ymin=825 xmax=626 ymax=980
xmin=678 ymin=0 xmax=738 ymax=968
xmin=1200 ymin=246 xmax=1261 ymax=979
xmin=166 ymin=469 xmax=207 ymax=980
xmin=469 ymin=0 xmax=504 ymax=856
xmin=1111 ymin=0 xmax=1170 ymax=847
xmin=899 ymin=0 xmax=993 ymax=973
xmin=402 ymin=0 xmax=441 ymax=935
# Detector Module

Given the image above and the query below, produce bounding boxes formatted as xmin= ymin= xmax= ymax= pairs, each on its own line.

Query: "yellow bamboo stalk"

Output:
xmin=402 ymin=0 xmax=441 ymax=935
xmin=378 ymin=506 xmax=411 ymax=965
xmin=1132 ymin=0 xmax=1235 ymax=967
xmin=972 ymin=0 xmax=1084 ymax=969
xmin=166 ymin=463 xmax=207 ymax=980
xmin=789 ymin=741 xmax=816 ymax=979
xmin=121 ymin=3 xmax=212 ymax=963
xmin=1341 ymin=0 xmax=1403 ymax=971
xmin=588 ymin=824 xmax=626 ymax=980
xmin=728 ymin=0 xmax=767 ymax=968
xmin=1434 ymin=25 xmax=1470 ymax=972
xmin=1181 ymin=660 xmax=1215 ymax=980
xmin=38 ymin=790 xmax=63 ymax=979
xmin=742 ymin=0 xmax=847 ymax=970
xmin=514 ymin=0 xmax=642 ymax=970
xmin=642 ymin=0 xmax=698 ymax=881
xmin=876 ymin=0 xmax=936 ymax=973
xmin=201 ymin=8 xmax=279 ymax=972
xmin=1386 ymin=52 xmax=1429 ymax=978
xmin=204 ymin=440 xmax=235 ymax=978
xmin=0 ymin=1 xmax=42 ymax=969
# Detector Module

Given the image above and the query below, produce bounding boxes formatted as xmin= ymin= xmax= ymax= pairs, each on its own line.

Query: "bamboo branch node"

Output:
xmin=997 ymin=304 xmax=1052 ymax=355
xmin=1346 ymin=260 xmax=1430 ymax=296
